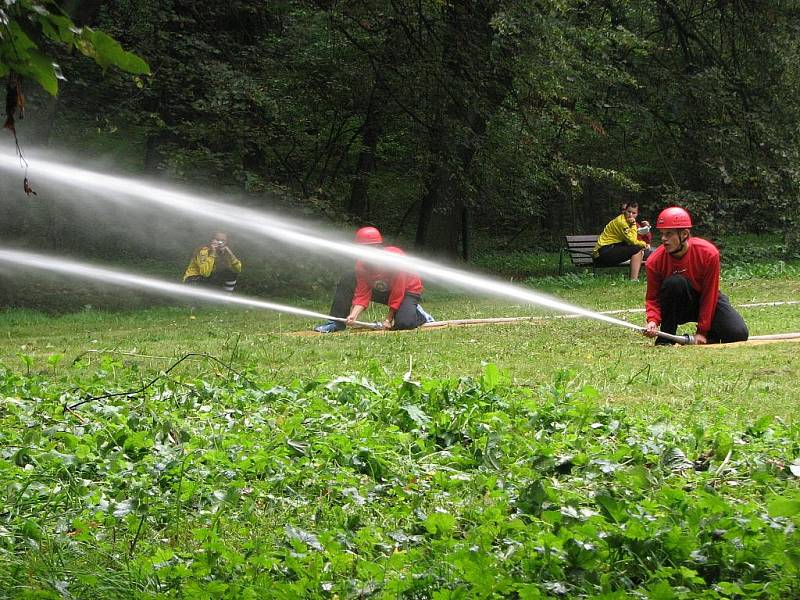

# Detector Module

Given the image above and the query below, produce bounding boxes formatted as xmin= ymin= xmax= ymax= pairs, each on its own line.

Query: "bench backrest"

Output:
xmin=564 ymin=235 xmax=598 ymax=267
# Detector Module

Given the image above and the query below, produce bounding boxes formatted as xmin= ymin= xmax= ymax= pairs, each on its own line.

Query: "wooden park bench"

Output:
xmin=558 ymin=234 xmax=645 ymax=274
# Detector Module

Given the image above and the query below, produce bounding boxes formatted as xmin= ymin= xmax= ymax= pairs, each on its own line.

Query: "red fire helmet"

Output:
xmin=655 ymin=206 xmax=692 ymax=229
xmin=354 ymin=226 xmax=383 ymax=245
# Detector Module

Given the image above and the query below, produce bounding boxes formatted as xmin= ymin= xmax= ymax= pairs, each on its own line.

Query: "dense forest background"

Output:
xmin=4 ymin=0 xmax=800 ymax=263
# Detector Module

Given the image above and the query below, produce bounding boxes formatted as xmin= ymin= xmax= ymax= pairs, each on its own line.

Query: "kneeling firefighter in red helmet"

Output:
xmin=313 ymin=226 xmax=435 ymax=333
xmin=643 ymin=207 xmax=748 ymax=345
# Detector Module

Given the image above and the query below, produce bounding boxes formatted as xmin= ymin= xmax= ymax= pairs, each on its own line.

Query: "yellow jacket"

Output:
xmin=183 ymin=246 xmax=242 ymax=280
xmin=593 ymin=214 xmax=647 ymax=257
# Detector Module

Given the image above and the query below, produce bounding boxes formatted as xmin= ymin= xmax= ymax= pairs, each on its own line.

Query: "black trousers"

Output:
xmin=657 ymin=275 xmax=748 ymax=344
xmin=184 ymin=268 xmax=238 ymax=292
xmin=329 ymin=271 xmax=426 ymax=330
xmin=594 ymin=243 xmax=643 ymax=267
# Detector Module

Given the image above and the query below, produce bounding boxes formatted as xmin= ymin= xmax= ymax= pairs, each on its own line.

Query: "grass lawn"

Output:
xmin=2 ymin=267 xmax=799 ymax=422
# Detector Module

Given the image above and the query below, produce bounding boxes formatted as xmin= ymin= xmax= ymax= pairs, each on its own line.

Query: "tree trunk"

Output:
xmin=415 ymin=161 xmax=447 ymax=249
xmin=417 ymin=108 xmax=486 ymax=256
xmin=347 ymin=87 xmax=382 ymax=219
xmin=144 ymin=131 xmax=169 ymax=172
xmin=461 ymin=202 xmax=472 ymax=261
xmin=412 ymin=2 xmax=506 ymax=257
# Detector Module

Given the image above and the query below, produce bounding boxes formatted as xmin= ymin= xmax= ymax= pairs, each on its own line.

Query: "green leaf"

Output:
xmin=402 ymin=404 xmax=430 ymax=427
xmin=17 ymin=49 xmax=59 ymax=95
xmin=660 ymin=447 xmax=692 ymax=472
xmin=716 ymin=581 xmax=744 ymax=596
xmin=515 ymin=584 xmax=543 ymax=599
xmin=423 ymin=512 xmax=456 ymax=536
xmin=432 ymin=589 xmax=469 ymax=600
xmin=713 ymin=430 xmax=734 ymax=460
xmin=617 ymin=465 xmax=653 ymax=490
xmin=767 ymin=495 xmax=800 ymax=518
xmin=517 ymin=480 xmax=548 ymax=515
xmin=123 ymin=430 xmax=153 ymax=455
xmin=21 ymin=518 xmax=43 ymax=541
xmin=17 ymin=353 xmax=34 ymax=370
xmin=595 ymin=490 xmax=628 ymax=523
xmin=87 ymin=30 xmax=150 ymax=74
xmin=4 ymin=21 xmax=37 ymax=53
xmin=482 ymin=363 xmax=500 ymax=390
xmin=284 ymin=525 xmax=323 ymax=551
xmin=38 ymin=14 xmax=76 ymax=44
xmin=646 ymin=580 xmax=677 ymax=600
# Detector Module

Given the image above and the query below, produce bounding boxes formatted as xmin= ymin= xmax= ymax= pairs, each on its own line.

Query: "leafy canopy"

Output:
xmin=0 ymin=0 xmax=148 ymax=95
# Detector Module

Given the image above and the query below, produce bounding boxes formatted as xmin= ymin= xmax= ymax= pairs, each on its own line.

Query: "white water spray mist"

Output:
xmin=0 ymin=151 xmax=642 ymax=335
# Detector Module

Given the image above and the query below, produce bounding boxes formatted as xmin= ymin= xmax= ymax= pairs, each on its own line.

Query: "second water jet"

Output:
xmin=0 ymin=248 xmax=378 ymax=329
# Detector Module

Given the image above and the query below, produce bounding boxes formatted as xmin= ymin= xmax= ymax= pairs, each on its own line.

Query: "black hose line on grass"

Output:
xmin=64 ymin=352 xmax=248 ymax=412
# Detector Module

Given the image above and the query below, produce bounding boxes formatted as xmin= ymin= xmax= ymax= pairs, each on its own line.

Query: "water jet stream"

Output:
xmin=0 ymin=248 xmax=377 ymax=328
xmin=2 ymin=152 xmax=646 ymax=338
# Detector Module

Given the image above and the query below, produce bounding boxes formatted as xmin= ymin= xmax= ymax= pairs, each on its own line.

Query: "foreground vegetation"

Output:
xmin=2 ymin=364 xmax=799 ymax=599
xmin=1 ymin=262 xmax=799 ymax=598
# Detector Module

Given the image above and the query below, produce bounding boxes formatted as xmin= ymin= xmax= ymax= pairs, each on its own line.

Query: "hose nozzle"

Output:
xmin=638 ymin=326 xmax=696 ymax=345
xmin=655 ymin=331 xmax=696 ymax=345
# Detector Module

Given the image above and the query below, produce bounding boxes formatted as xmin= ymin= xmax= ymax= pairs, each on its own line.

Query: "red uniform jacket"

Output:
xmin=352 ymin=248 xmax=424 ymax=311
xmin=645 ymin=238 xmax=721 ymax=335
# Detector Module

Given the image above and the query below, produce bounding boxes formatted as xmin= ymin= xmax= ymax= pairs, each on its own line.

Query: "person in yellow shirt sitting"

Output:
xmin=183 ymin=231 xmax=242 ymax=292
xmin=592 ymin=202 xmax=651 ymax=280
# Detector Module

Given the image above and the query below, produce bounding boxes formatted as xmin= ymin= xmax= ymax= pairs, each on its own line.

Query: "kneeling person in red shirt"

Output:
xmin=314 ymin=226 xmax=434 ymax=333
xmin=346 ymin=245 xmax=427 ymax=330
xmin=643 ymin=207 xmax=748 ymax=345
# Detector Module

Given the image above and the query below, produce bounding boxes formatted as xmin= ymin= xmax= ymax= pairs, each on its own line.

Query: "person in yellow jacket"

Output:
xmin=592 ymin=202 xmax=651 ymax=280
xmin=183 ymin=231 xmax=242 ymax=292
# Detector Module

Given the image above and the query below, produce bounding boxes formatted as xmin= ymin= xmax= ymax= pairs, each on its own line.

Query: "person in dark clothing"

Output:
xmin=643 ymin=207 xmax=748 ymax=345
xmin=313 ymin=227 xmax=434 ymax=333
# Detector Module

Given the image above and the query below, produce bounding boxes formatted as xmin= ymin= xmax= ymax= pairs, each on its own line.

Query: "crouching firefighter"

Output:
xmin=313 ymin=226 xmax=434 ymax=332
xmin=643 ymin=207 xmax=748 ymax=345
